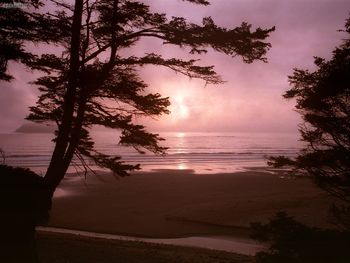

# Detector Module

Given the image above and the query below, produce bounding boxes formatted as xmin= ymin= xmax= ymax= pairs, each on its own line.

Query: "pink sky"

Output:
xmin=1 ymin=0 xmax=350 ymax=133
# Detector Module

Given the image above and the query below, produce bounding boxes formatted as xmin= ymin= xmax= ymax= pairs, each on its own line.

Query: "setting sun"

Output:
xmin=170 ymin=95 xmax=190 ymax=121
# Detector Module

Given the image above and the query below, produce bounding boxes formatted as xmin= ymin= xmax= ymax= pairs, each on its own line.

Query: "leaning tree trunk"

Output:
xmin=45 ymin=0 xmax=84 ymax=193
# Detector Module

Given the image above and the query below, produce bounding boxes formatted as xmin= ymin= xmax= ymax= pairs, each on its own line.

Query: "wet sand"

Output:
xmin=49 ymin=169 xmax=334 ymax=239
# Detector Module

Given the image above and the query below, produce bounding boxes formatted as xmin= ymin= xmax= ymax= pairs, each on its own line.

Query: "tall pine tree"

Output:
xmin=268 ymin=17 xmax=350 ymax=230
xmin=4 ymin=0 xmax=274 ymax=194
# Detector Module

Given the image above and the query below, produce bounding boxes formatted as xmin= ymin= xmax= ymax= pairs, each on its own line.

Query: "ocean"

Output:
xmin=0 ymin=131 xmax=302 ymax=174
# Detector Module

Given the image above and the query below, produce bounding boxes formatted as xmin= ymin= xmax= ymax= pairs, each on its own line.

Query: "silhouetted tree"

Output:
xmin=22 ymin=0 xmax=275 ymax=194
xmin=0 ymin=0 xmax=67 ymax=80
xmin=268 ymin=16 xmax=350 ymax=230
xmin=0 ymin=0 xmax=37 ymax=80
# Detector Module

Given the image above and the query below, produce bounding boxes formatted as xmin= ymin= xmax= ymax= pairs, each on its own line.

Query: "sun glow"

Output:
xmin=171 ymin=95 xmax=189 ymax=121
xmin=154 ymin=81 xmax=201 ymax=125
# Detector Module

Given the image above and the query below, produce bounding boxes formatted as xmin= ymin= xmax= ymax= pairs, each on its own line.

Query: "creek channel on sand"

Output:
xmin=37 ymin=226 xmax=266 ymax=256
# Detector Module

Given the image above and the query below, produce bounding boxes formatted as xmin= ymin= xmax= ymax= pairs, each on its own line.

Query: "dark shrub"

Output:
xmin=251 ymin=212 xmax=350 ymax=263
xmin=0 ymin=165 xmax=51 ymax=262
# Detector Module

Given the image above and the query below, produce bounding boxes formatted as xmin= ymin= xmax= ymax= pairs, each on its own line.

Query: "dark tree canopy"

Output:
xmin=0 ymin=0 xmax=68 ymax=80
xmin=269 ymin=17 xmax=350 ymax=229
xmin=2 ymin=0 xmax=274 ymax=192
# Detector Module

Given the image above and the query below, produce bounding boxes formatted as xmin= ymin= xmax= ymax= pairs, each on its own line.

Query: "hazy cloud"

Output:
xmin=1 ymin=0 xmax=349 ymax=133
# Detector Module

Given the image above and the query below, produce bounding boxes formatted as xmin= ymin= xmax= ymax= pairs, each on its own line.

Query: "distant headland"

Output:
xmin=15 ymin=122 xmax=55 ymax=133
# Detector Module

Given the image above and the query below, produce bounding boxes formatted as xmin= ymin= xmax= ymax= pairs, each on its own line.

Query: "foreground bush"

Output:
xmin=251 ymin=212 xmax=350 ymax=263
xmin=0 ymin=165 xmax=51 ymax=263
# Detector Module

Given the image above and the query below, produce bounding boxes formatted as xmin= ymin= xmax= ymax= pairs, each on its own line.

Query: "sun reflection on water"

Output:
xmin=174 ymin=132 xmax=187 ymax=154
xmin=177 ymin=162 xmax=188 ymax=170
xmin=176 ymin=132 xmax=186 ymax=138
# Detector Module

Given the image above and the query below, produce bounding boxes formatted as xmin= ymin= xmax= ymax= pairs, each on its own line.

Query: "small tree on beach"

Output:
xmin=268 ymin=17 xmax=350 ymax=230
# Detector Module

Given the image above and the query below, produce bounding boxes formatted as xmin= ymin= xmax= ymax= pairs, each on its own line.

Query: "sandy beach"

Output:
xmin=49 ymin=169 xmax=335 ymax=239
